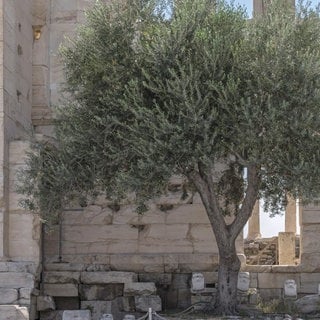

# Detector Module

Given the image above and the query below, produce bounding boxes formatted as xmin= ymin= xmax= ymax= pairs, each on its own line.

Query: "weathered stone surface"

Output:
xmin=19 ymin=288 xmax=34 ymax=299
xmin=81 ymin=301 xmax=111 ymax=320
xmin=258 ymin=273 xmax=299 ymax=289
xmin=301 ymin=208 xmax=320 ymax=224
xmin=138 ymin=273 xmax=172 ymax=285
xmin=63 ymin=225 xmax=138 ymax=243
xmin=40 ymin=310 xmax=64 ymax=320
xmin=164 ymin=253 xmax=219 ymax=272
xmin=81 ymin=272 xmax=137 ymax=284
xmin=0 ymin=305 xmax=29 ymax=320
xmin=45 ymin=263 xmax=85 ymax=272
xmin=299 ymin=273 xmax=320 ymax=294
xmin=63 ymin=310 xmax=91 ymax=320
xmin=110 ymin=254 xmax=164 ymax=273
xmin=80 ymin=284 xmax=124 ymax=300
xmin=54 ymin=297 xmax=80 ymax=310
xmin=300 ymin=253 xmax=320 ymax=272
xmin=278 ymin=232 xmax=295 ymax=265
xmin=124 ymin=282 xmax=156 ymax=296
xmin=201 ymin=272 xmax=218 ymax=285
xmin=62 ymin=206 xmax=113 ymax=225
xmin=300 ymin=224 xmax=320 ymax=254
xmin=0 ymin=288 xmax=18 ymax=304
xmin=0 ymin=272 xmax=34 ymax=288
xmin=294 ymin=294 xmax=320 ymax=314
xmin=189 ymin=224 xmax=218 ymax=253
xmin=134 ymin=295 xmax=162 ymax=312
xmin=37 ymin=295 xmax=56 ymax=311
xmin=258 ymin=288 xmax=282 ymax=300
xmin=43 ymin=283 xmax=78 ymax=297
xmin=138 ymin=224 xmax=193 ymax=254
xmin=166 ymin=204 xmax=209 ymax=224
xmin=43 ymin=271 xmax=80 ymax=284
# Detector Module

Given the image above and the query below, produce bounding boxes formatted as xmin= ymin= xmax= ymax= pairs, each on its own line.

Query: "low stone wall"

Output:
xmin=244 ymin=265 xmax=320 ymax=300
xmin=0 ymin=262 xmax=40 ymax=320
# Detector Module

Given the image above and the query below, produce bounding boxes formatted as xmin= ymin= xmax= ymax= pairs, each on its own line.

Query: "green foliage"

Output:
xmin=18 ymin=0 xmax=320 ymax=224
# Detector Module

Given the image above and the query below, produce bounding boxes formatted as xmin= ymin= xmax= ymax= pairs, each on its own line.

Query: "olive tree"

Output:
xmin=19 ymin=0 xmax=320 ymax=315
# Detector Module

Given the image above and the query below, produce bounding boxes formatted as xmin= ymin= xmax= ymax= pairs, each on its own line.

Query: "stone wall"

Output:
xmin=44 ymin=191 xmax=244 ymax=270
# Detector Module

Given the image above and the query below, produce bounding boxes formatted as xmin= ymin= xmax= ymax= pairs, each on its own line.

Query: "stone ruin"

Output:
xmin=1 ymin=0 xmax=320 ymax=319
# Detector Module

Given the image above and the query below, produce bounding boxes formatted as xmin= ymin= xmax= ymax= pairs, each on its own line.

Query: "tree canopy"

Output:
xmin=19 ymin=0 xmax=320 ymax=314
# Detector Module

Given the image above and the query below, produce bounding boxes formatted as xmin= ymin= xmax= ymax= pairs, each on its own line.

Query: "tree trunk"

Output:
xmin=215 ymin=245 xmax=241 ymax=315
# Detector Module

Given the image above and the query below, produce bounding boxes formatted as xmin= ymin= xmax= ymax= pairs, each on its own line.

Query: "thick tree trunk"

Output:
xmin=215 ymin=247 xmax=241 ymax=315
xmin=187 ymin=163 xmax=260 ymax=316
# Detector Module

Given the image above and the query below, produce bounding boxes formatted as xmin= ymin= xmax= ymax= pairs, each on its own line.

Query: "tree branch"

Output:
xmin=230 ymin=165 xmax=261 ymax=240
xmin=187 ymin=163 xmax=228 ymax=242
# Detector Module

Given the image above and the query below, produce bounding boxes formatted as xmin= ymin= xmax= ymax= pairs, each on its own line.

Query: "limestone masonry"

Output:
xmin=1 ymin=1 xmax=320 ymax=320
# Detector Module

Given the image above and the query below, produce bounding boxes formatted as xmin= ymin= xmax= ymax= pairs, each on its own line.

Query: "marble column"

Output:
xmin=285 ymin=196 xmax=297 ymax=234
xmin=247 ymin=200 xmax=261 ymax=240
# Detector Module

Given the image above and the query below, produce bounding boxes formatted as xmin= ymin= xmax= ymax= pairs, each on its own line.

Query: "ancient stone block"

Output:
xmin=81 ymin=272 xmax=137 ymax=284
xmin=134 ymin=295 xmax=162 ymax=312
xmin=45 ymin=263 xmax=85 ymax=272
xmin=175 ymin=253 xmax=219 ymax=272
xmin=257 ymin=273 xmax=299 ymax=289
xmin=300 ymin=273 xmax=320 ymax=294
xmin=166 ymin=204 xmax=209 ymax=224
xmin=63 ymin=206 xmax=113 ymax=225
xmin=191 ymin=273 xmax=205 ymax=292
xmin=43 ymin=271 xmax=80 ymax=284
xmin=43 ymin=284 xmax=78 ymax=297
xmin=284 ymin=279 xmax=297 ymax=298
xmin=301 ymin=225 xmax=320 ymax=254
xmin=115 ymin=297 xmax=135 ymax=312
xmin=300 ymin=253 xmax=320 ymax=272
xmin=0 ymin=288 xmax=18 ymax=304
xmin=294 ymin=294 xmax=320 ymax=314
xmin=80 ymin=284 xmax=124 ymax=300
xmin=177 ymin=289 xmax=191 ymax=309
xmin=0 ymin=305 xmax=29 ymax=320
xmin=301 ymin=208 xmax=320 ymax=224
xmin=278 ymin=232 xmax=295 ymax=265
xmin=138 ymin=273 xmax=172 ymax=285
xmin=62 ymin=310 xmax=91 ymax=320
xmin=40 ymin=310 xmax=64 ymax=320
xmin=201 ymin=272 xmax=218 ymax=285
xmin=237 ymin=272 xmax=250 ymax=292
xmin=124 ymin=282 xmax=156 ymax=296
xmin=0 ymin=272 xmax=35 ymax=288
xmin=110 ymin=254 xmax=164 ymax=273
xmin=20 ymin=287 xmax=36 ymax=299
xmin=81 ymin=301 xmax=111 ymax=320
xmin=37 ymin=295 xmax=56 ymax=311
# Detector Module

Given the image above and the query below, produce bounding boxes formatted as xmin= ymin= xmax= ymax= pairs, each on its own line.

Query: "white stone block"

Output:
xmin=284 ymin=279 xmax=297 ymax=298
xmin=191 ymin=273 xmax=205 ymax=292
xmin=0 ymin=305 xmax=29 ymax=320
xmin=63 ymin=310 xmax=91 ymax=320
xmin=237 ymin=272 xmax=250 ymax=292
